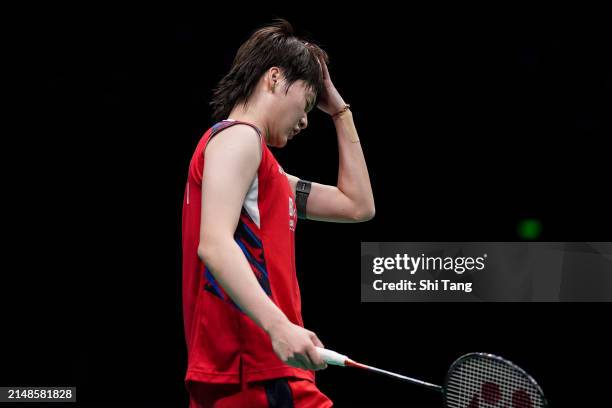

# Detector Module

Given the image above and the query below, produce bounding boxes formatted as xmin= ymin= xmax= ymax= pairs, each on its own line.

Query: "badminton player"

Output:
xmin=182 ymin=19 xmax=374 ymax=407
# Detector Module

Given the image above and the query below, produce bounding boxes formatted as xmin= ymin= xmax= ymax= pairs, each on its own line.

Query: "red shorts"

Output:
xmin=188 ymin=377 xmax=333 ymax=408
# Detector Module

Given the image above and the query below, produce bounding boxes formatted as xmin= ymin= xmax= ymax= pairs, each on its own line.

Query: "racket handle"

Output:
xmin=315 ymin=347 xmax=349 ymax=366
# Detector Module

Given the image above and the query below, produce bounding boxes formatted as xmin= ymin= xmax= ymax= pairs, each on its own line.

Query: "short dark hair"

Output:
xmin=210 ymin=19 xmax=329 ymax=122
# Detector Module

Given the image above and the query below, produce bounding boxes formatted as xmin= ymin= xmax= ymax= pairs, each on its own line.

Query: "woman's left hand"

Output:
xmin=316 ymin=58 xmax=347 ymax=116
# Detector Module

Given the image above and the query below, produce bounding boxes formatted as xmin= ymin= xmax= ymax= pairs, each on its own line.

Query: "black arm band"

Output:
xmin=296 ymin=179 xmax=312 ymax=220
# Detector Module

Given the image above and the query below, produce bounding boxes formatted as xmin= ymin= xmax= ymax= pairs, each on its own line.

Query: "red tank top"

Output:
xmin=181 ymin=120 xmax=315 ymax=387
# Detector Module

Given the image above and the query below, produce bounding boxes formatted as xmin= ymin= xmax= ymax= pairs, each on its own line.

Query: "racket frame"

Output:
xmin=441 ymin=352 xmax=548 ymax=408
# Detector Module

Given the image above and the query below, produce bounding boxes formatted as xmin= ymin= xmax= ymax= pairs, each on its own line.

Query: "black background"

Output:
xmin=4 ymin=3 xmax=611 ymax=407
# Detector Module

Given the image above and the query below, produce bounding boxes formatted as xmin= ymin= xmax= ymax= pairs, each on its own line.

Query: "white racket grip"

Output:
xmin=315 ymin=347 xmax=349 ymax=366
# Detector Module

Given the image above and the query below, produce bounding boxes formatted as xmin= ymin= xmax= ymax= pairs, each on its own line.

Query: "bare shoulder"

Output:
xmin=207 ymin=123 xmax=261 ymax=151
xmin=204 ymin=123 xmax=261 ymax=160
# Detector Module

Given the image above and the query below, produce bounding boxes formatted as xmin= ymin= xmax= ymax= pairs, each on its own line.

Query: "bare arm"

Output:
xmin=197 ymin=125 xmax=326 ymax=370
xmin=286 ymin=61 xmax=375 ymax=223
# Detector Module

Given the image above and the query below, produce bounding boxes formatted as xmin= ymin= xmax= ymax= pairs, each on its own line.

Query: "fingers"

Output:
xmin=305 ymin=344 xmax=328 ymax=370
xmin=287 ymin=352 xmax=314 ymax=370
xmin=286 ymin=345 xmax=328 ymax=371
xmin=317 ymin=56 xmax=330 ymax=81
xmin=271 ymin=324 xmax=328 ymax=371
xmin=310 ymin=332 xmax=324 ymax=348
xmin=307 ymin=332 xmax=327 ymax=370
xmin=297 ymin=352 xmax=316 ymax=370
xmin=288 ymin=348 xmax=326 ymax=371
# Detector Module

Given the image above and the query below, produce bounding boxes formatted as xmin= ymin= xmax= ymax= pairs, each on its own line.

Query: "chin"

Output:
xmin=277 ymin=134 xmax=291 ymax=147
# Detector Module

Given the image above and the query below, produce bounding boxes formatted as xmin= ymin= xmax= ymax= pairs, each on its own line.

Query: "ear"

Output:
xmin=267 ymin=67 xmax=282 ymax=92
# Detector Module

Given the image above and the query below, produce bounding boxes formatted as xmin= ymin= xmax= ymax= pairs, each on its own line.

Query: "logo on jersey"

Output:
xmin=289 ymin=197 xmax=296 ymax=231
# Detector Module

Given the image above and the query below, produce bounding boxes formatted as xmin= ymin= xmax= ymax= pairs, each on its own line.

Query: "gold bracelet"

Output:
xmin=331 ymin=104 xmax=351 ymax=120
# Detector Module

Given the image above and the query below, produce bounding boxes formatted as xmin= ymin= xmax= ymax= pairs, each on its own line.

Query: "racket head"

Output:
xmin=442 ymin=352 xmax=548 ymax=408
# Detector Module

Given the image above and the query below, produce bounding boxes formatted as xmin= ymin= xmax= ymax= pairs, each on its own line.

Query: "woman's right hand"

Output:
xmin=267 ymin=319 xmax=328 ymax=371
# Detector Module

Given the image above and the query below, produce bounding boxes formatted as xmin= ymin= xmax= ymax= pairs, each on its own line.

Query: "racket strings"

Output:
xmin=445 ymin=356 xmax=545 ymax=408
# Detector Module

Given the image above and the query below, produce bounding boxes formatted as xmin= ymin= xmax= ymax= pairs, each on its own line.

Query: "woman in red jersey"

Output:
xmin=182 ymin=19 xmax=374 ymax=407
